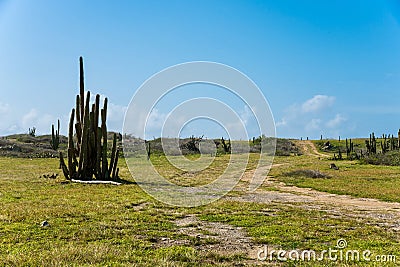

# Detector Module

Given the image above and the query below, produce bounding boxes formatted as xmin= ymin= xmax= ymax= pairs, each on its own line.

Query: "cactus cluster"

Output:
xmin=59 ymin=57 xmax=119 ymax=181
xmin=365 ymin=133 xmax=377 ymax=154
xmin=345 ymin=138 xmax=353 ymax=157
xmin=379 ymin=133 xmax=399 ymax=154
xmin=333 ymin=148 xmax=343 ymax=160
xmin=180 ymin=135 xmax=203 ymax=153
xmin=28 ymin=127 xmax=36 ymax=137
xmin=364 ymin=131 xmax=400 ymax=155
xmin=221 ymin=137 xmax=231 ymax=153
xmin=50 ymin=120 xmax=60 ymax=150
xmin=381 ymin=134 xmax=390 ymax=154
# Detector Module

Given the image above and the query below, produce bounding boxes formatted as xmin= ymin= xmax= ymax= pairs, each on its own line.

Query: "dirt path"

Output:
xmin=215 ymin=140 xmax=399 ymax=256
xmin=230 ymin=141 xmax=400 ymax=231
xmin=232 ymin=175 xmax=400 ymax=231
xmin=294 ymin=140 xmax=330 ymax=158
xmin=230 ymin=141 xmax=400 ymax=232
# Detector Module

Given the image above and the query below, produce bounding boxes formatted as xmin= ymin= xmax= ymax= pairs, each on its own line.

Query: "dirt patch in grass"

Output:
xmin=285 ymin=169 xmax=330 ymax=178
xmin=174 ymin=215 xmax=255 ymax=255
xmin=144 ymin=214 xmax=262 ymax=264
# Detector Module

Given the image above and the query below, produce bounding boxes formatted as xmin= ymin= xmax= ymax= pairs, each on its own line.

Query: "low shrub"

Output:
xmin=361 ymin=150 xmax=400 ymax=166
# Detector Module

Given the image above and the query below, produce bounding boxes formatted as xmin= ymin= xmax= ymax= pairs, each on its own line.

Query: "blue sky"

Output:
xmin=0 ymin=0 xmax=399 ymax=139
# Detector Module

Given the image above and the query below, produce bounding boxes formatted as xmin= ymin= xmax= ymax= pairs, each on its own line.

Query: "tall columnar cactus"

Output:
xmin=59 ymin=57 xmax=119 ymax=181
xmin=398 ymin=129 xmax=400 ymax=150
xmin=381 ymin=134 xmax=390 ymax=154
xmin=390 ymin=134 xmax=396 ymax=151
xmin=372 ymin=133 xmax=377 ymax=154
xmin=366 ymin=132 xmax=377 ymax=154
xmin=50 ymin=119 xmax=60 ymax=150
xmin=145 ymin=140 xmax=151 ymax=160
xmin=338 ymin=148 xmax=343 ymax=160
xmin=345 ymin=138 xmax=353 ymax=158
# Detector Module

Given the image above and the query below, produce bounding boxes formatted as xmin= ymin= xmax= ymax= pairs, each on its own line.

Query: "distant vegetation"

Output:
xmin=5 ymin=129 xmax=400 ymax=168
xmin=123 ymin=135 xmax=300 ymax=158
xmin=0 ymin=134 xmax=65 ymax=158
xmin=1 ymin=132 xmax=303 ymax=160
xmin=252 ymin=136 xmax=301 ymax=156
xmin=315 ymin=130 xmax=400 ymax=166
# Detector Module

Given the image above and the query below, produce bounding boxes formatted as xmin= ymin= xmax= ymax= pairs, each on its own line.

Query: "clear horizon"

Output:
xmin=1 ymin=1 xmax=399 ymax=140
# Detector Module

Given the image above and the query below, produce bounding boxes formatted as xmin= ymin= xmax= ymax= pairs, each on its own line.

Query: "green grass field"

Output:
xmin=0 ymin=143 xmax=399 ymax=266
xmin=272 ymin=154 xmax=400 ymax=202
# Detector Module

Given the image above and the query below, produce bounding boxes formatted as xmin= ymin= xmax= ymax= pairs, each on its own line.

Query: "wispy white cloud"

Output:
xmin=146 ymin=108 xmax=167 ymax=130
xmin=0 ymin=93 xmax=127 ymax=136
xmin=0 ymin=102 xmax=19 ymax=135
xmin=0 ymin=102 xmax=9 ymax=114
xmin=108 ymin=102 xmax=127 ymax=123
xmin=22 ymin=109 xmax=38 ymax=129
xmin=222 ymin=105 xmax=263 ymax=140
xmin=301 ymin=95 xmax=335 ymax=113
xmin=276 ymin=94 xmax=350 ymax=138
xmin=21 ymin=108 xmax=54 ymax=134
xmin=124 ymin=107 xmax=170 ymax=139
xmin=305 ymin=118 xmax=321 ymax=131
xmin=326 ymin=114 xmax=346 ymax=128
xmin=275 ymin=118 xmax=287 ymax=127
xmin=239 ymin=105 xmax=252 ymax=126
